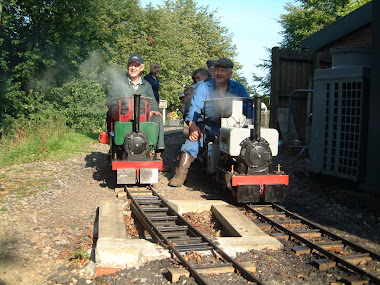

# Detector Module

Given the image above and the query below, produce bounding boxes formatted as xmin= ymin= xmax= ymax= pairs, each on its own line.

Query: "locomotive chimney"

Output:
xmin=254 ymin=95 xmax=262 ymax=140
xmin=133 ymin=94 xmax=141 ymax=133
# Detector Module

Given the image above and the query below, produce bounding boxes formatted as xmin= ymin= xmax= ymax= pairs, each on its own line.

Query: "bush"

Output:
xmin=0 ymin=114 xmax=97 ymax=168
xmin=53 ymin=78 xmax=108 ymax=132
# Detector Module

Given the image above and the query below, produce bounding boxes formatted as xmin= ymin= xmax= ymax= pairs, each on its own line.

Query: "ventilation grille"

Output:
xmin=322 ymin=81 xmax=364 ymax=180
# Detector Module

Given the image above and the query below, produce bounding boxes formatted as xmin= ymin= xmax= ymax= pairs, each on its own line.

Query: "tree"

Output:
xmin=278 ymin=0 xmax=371 ymax=49
xmin=138 ymin=0 xmax=239 ymax=111
xmin=0 ymin=0 xmax=246 ymax=134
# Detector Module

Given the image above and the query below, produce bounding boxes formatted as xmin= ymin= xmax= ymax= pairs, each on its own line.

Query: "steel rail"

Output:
xmin=127 ymin=186 xmax=263 ymax=285
xmin=271 ymin=203 xmax=380 ymax=261
xmin=246 ymin=204 xmax=380 ymax=284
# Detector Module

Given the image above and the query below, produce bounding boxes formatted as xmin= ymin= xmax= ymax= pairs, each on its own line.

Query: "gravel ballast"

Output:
xmin=0 ymin=127 xmax=379 ymax=284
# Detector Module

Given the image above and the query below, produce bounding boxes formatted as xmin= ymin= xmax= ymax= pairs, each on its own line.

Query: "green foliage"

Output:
xmin=69 ymin=248 xmax=90 ymax=265
xmin=0 ymin=0 xmax=251 ymax=164
xmin=53 ymin=79 xmax=107 ymax=132
xmin=278 ymin=0 xmax=371 ymax=49
xmin=251 ymin=0 xmax=370 ymax=104
xmin=0 ymin=116 xmax=98 ymax=168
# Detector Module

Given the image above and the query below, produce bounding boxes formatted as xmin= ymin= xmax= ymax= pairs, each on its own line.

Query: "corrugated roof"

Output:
xmin=300 ymin=1 xmax=372 ymax=51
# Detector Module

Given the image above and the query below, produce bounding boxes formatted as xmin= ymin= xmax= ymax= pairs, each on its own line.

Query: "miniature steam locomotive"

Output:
xmin=99 ymin=94 xmax=162 ymax=185
xmin=204 ymin=96 xmax=288 ymax=203
xmin=99 ymin=93 xmax=288 ymax=203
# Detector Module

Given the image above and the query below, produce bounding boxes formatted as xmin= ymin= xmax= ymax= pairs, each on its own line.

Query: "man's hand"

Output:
xmin=188 ymin=121 xmax=203 ymax=142
xmin=150 ymin=111 xmax=162 ymax=117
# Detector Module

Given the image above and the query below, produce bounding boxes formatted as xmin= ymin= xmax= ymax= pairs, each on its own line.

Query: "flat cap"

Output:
xmin=214 ymin=58 xmax=234 ymax=69
xmin=128 ymin=53 xmax=144 ymax=65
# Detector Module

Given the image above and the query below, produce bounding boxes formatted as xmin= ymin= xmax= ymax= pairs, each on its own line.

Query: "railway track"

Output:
xmin=246 ymin=203 xmax=380 ymax=285
xmin=126 ymin=186 xmax=262 ymax=285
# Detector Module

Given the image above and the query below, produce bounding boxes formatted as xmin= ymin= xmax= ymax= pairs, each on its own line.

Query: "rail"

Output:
xmin=246 ymin=203 xmax=380 ymax=284
xmin=126 ymin=186 xmax=263 ymax=285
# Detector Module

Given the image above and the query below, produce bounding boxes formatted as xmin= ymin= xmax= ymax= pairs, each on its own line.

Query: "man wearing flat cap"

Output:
xmin=169 ymin=57 xmax=249 ymax=187
xmin=107 ymin=53 xmax=169 ymax=170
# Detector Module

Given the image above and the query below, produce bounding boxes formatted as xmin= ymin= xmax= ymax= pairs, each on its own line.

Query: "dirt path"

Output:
xmin=0 ymin=143 xmax=117 ymax=284
xmin=0 ymin=128 xmax=379 ymax=284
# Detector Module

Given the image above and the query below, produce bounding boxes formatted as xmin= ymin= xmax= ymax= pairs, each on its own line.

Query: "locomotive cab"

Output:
xmin=203 ymin=96 xmax=289 ymax=203
xmin=107 ymin=94 xmax=163 ymax=185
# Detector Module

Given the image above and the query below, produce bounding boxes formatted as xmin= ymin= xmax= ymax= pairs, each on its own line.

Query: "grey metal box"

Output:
xmin=310 ymin=67 xmax=370 ymax=181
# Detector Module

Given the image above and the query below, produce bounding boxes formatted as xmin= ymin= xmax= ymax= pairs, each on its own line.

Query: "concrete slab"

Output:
xmin=98 ymin=200 xmax=126 ymax=240
xmin=167 ymin=199 xmax=229 ymax=214
xmin=211 ymin=204 xmax=283 ymax=257
xmin=211 ymin=204 xmax=268 ymax=237
xmin=214 ymin=236 xmax=282 ymax=257
xmin=96 ymin=238 xmax=171 ymax=268
xmin=96 ymin=200 xmax=170 ymax=269
xmin=96 ymin=199 xmax=282 ymax=269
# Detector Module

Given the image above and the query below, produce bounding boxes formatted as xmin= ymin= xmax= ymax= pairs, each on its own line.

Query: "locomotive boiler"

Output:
xmin=206 ymin=96 xmax=289 ymax=203
xmin=100 ymin=94 xmax=163 ymax=185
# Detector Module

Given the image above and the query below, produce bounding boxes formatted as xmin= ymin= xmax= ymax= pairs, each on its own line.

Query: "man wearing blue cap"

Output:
xmin=107 ymin=54 xmax=169 ymax=170
xmin=169 ymin=58 xmax=249 ymax=187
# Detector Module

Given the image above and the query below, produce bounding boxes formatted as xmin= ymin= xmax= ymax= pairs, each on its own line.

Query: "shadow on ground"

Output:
xmin=84 ymin=151 xmax=116 ymax=189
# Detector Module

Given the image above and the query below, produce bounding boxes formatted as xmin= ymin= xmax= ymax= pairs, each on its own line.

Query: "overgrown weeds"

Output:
xmin=0 ymin=116 xmax=100 ymax=198
xmin=0 ymin=116 xmax=98 ymax=168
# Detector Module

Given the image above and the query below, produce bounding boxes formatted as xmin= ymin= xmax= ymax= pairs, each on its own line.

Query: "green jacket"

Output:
xmin=107 ymin=76 xmax=158 ymax=112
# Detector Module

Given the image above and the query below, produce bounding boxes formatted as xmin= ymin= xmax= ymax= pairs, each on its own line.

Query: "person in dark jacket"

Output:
xmin=107 ymin=54 xmax=169 ymax=171
xmin=144 ymin=63 xmax=160 ymax=103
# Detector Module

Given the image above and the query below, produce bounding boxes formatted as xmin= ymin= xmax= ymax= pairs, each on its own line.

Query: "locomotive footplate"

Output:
xmin=231 ymin=174 xmax=289 ymax=203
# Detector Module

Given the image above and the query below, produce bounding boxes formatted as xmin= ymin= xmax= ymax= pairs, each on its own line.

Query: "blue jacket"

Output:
xmin=185 ymin=78 xmax=250 ymax=123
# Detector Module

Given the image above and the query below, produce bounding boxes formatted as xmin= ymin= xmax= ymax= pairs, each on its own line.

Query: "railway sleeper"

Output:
xmin=161 ymin=232 xmax=189 ymax=239
xmin=316 ymin=241 xmax=345 ymax=251
xmin=176 ymin=245 xmax=214 ymax=252
xmin=292 ymin=241 xmax=346 ymax=256
xmin=149 ymin=215 xmax=178 ymax=221
xmin=135 ymin=200 xmax=162 ymax=205
xmin=259 ymin=212 xmax=286 ymax=218
xmin=127 ymin=190 xmax=152 ymax=196
xmin=140 ymin=206 xmax=170 ymax=212
xmin=193 ymin=263 xmax=235 ymax=275
xmin=248 ymin=205 xmax=273 ymax=211
xmin=341 ymin=276 xmax=369 ymax=285
xmin=170 ymin=237 xmax=203 ymax=244
xmin=174 ymin=242 xmax=210 ymax=249
xmin=313 ymin=259 xmax=336 ymax=271
xmin=133 ymin=195 xmax=159 ymax=200
xmin=151 ymin=221 xmax=177 ymax=227
xmin=145 ymin=212 xmax=172 ymax=217
xmin=276 ymin=220 xmax=303 ymax=227
xmin=293 ymin=229 xmax=321 ymax=239
xmin=157 ymin=225 xmax=189 ymax=232
xmin=292 ymin=245 xmax=312 ymax=256
xmin=341 ymin=253 xmax=372 ymax=265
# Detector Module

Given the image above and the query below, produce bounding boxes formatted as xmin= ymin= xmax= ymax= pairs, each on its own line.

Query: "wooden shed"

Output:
xmin=270 ymin=1 xmax=373 ymax=145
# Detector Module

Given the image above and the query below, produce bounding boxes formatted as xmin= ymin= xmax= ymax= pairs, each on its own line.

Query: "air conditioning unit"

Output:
xmin=310 ymin=46 xmax=370 ymax=181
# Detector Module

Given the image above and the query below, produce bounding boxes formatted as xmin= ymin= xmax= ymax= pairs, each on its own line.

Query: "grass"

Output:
xmin=0 ymin=119 xmax=100 ymax=198
xmin=0 ymin=123 xmax=98 ymax=168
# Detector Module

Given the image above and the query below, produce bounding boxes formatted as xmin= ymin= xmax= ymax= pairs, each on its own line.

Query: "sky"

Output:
xmin=138 ymin=0 xmax=290 ymax=86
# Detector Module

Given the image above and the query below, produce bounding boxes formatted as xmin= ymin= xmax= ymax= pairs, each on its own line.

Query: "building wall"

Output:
xmin=363 ymin=0 xmax=380 ymax=194
xmin=319 ymin=23 xmax=372 ymax=53
xmin=270 ymin=48 xmax=331 ymax=141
